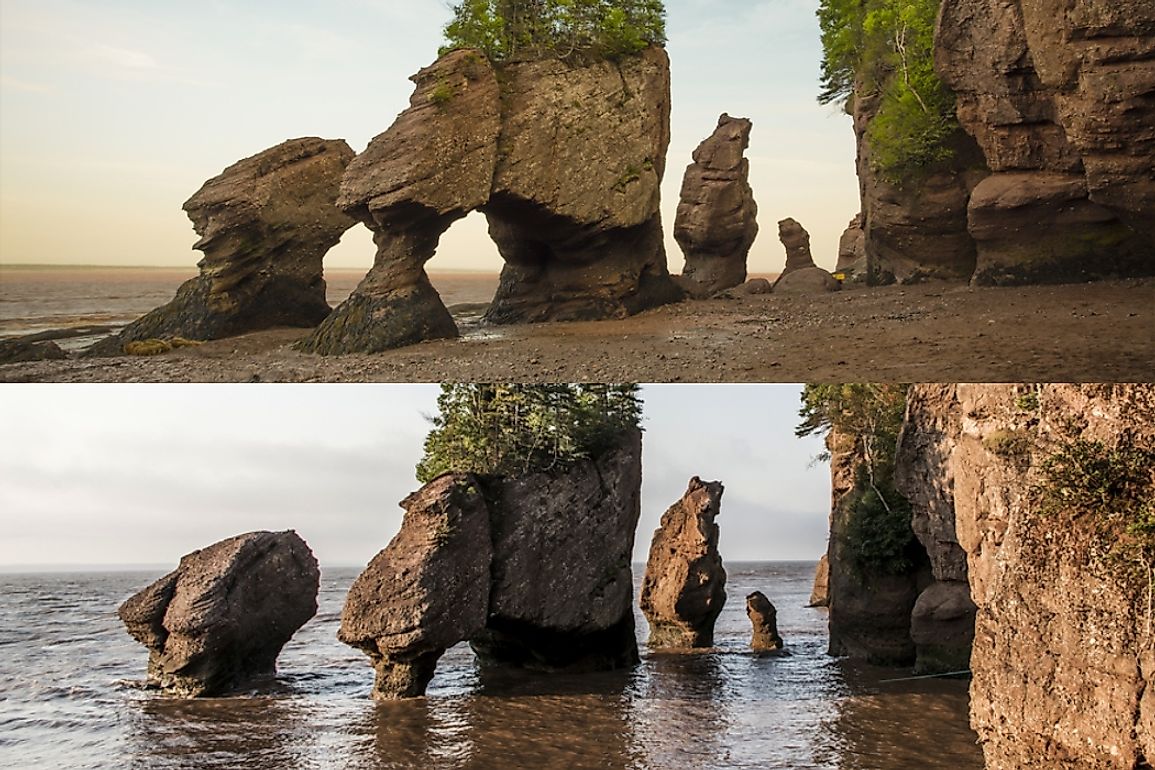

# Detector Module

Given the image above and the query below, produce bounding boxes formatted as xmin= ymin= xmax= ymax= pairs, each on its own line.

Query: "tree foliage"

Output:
xmin=416 ymin=384 xmax=643 ymax=483
xmin=442 ymin=0 xmax=666 ymax=61
xmin=816 ymin=0 xmax=958 ymax=181
xmin=798 ymin=384 xmax=917 ymax=575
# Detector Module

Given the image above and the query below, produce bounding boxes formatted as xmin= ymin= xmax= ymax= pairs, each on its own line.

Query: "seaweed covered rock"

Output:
xmin=674 ymin=114 xmax=759 ymax=298
xmin=936 ymin=0 xmax=1154 ymax=284
xmin=746 ymin=592 xmax=784 ymax=651
xmin=89 ymin=138 xmax=356 ymax=357
xmin=338 ymin=474 xmax=492 ymax=699
xmin=639 ymin=477 xmax=727 ymax=649
xmin=118 ymin=530 xmax=319 ymax=697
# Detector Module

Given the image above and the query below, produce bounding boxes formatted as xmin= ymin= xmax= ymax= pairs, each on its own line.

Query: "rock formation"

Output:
xmin=894 ymin=385 xmax=976 ymax=674
xmin=673 ymin=114 xmax=759 ymax=298
xmin=835 ymin=215 xmax=865 ymax=274
xmin=341 ymin=430 xmax=643 ymax=697
xmin=639 ymin=477 xmax=727 ymax=649
xmin=772 ymin=219 xmax=841 ymax=294
xmin=339 ymin=474 xmax=492 ymax=699
xmin=808 ymin=554 xmax=830 ymax=608
xmin=0 ymin=338 xmax=67 ymax=365
xmin=902 ymin=384 xmax=1155 ymax=768
xmin=825 ymin=427 xmax=927 ymax=665
xmin=746 ymin=592 xmax=784 ymax=651
xmin=936 ymin=0 xmax=1155 ymax=284
xmin=301 ymin=47 xmax=682 ymax=354
xmin=89 ymin=139 xmax=356 ymax=357
xmin=118 ymin=530 xmax=320 ymax=697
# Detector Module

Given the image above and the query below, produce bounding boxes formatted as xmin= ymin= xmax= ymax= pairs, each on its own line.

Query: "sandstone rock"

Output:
xmin=737 ymin=278 xmax=773 ymax=296
xmin=936 ymin=0 xmax=1155 ymax=284
xmin=338 ymin=474 xmax=491 ymax=699
xmin=836 ymin=215 xmax=865 ymax=274
xmin=639 ymin=477 xmax=727 ymax=649
xmin=909 ymin=580 xmax=975 ymax=675
xmin=912 ymin=383 xmax=1155 ymax=767
xmin=118 ymin=530 xmax=319 ymax=697
xmin=775 ymin=218 xmax=816 ymax=275
xmin=746 ymin=592 xmax=784 ymax=651
xmin=773 ymin=267 xmax=841 ymax=295
xmin=673 ymin=114 xmax=759 ymax=298
xmin=0 ymin=338 xmax=67 ymax=365
xmin=808 ymin=554 xmax=830 ymax=608
xmin=475 ymin=431 xmax=644 ymax=669
xmin=89 ymin=139 xmax=356 ymax=357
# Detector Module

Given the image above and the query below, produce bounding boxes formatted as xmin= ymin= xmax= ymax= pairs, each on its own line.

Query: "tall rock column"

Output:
xmin=88 ymin=138 xmax=356 ymax=356
xmin=936 ymin=0 xmax=1153 ymax=284
xmin=639 ymin=477 xmax=727 ymax=649
xmin=673 ymin=114 xmax=759 ymax=298
xmin=300 ymin=50 xmax=501 ymax=355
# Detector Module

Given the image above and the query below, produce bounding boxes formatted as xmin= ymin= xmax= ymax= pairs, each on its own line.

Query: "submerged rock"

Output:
xmin=340 ymin=431 xmax=644 ymax=697
xmin=674 ymin=114 xmax=759 ymax=299
xmin=338 ymin=474 xmax=492 ymax=699
xmin=746 ymin=592 xmax=784 ymax=651
xmin=118 ymin=530 xmax=319 ymax=697
xmin=89 ymin=138 xmax=356 ymax=357
xmin=639 ymin=477 xmax=727 ymax=649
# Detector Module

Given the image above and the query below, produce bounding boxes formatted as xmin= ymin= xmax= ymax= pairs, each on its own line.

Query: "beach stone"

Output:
xmin=808 ymin=554 xmax=830 ymax=608
xmin=639 ymin=476 xmax=727 ymax=649
xmin=746 ymin=592 xmax=784 ymax=651
xmin=118 ymin=530 xmax=319 ymax=697
xmin=674 ymin=114 xmax=759 ymax=299
xmin=338 ymin=473 xmax=492 ymax=699
xmin=88 ymin=138 xmax=356 ymax=357
xmin=0 ymin=338 xmax=67 ymax=365
xmin=773 ymin=266 xmax=841 ymax=295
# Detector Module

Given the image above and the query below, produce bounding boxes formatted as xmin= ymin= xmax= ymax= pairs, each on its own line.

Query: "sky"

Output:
xmin=0 ymin=384 xmax=831 ymax=570
xmin=0 ymin=0 xmax=858 ymax=275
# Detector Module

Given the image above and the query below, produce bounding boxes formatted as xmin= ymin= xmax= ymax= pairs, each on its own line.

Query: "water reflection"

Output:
xmin=630 ymin=652 xmax=729 ymax=769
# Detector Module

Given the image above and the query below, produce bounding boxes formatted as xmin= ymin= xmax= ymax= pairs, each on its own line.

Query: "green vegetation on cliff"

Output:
xmin=798 ymin=384 xmax=918 ymax=575
xmin=417 ymin=384 xmax=642 ymax=483
xmin=817 ymin=0 xmax=958 ymax=181
xmin=442 ymin=0 xmax=666 ymax=61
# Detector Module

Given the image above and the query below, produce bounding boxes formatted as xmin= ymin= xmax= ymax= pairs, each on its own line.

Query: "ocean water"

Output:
xmin=0 ymin=562 xmax=984 ymax=770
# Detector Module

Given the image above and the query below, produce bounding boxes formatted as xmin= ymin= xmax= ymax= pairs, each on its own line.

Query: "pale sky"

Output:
xmin=0 ymin=0 xmax=857 ymax=274
xmin=0 ymin=384 xmax=830 ymax=569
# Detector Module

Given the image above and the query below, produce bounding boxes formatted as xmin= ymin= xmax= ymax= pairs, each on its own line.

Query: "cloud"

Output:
xmin=84 ymin=43 xmax=158 ymax=70
xmin=0 ymin=75 xmax=52 ymax=93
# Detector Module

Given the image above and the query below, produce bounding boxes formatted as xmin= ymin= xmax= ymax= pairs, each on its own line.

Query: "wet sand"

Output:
xmin=3 ymin=275 xmax=1152 ymax=382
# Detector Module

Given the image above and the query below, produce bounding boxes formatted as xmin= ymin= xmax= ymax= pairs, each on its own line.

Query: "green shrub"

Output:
xmin=441 ymin=0 xmax=666 ymax=62
xmin=429 ymin=81 xmax=456 ymax=106
xmin=844 ymin=464 xmax=917 ymax=575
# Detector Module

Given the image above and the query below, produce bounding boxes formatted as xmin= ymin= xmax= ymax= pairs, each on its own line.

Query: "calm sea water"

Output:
xmin=0 ymin=562 xmax=983 ymax=769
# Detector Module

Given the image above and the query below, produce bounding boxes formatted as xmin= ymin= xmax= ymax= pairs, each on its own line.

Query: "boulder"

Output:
xmin=338 ymin=474 xmax=492 ymax=699
xmin=118 ymin=530 xmax=319 ymax=697
xmin=639 ymin=477 xmax=727 ymax=649
xmin=673 ymin=114 xmax=759 ymax=298
xmin=89 ymin=138 xmax=356 ymax=357
xmin=909 ymin=580 xmax=976 ymax=675
xmin=808 ymin=554 xmax=830 ymax=608
xmin=936 ymin=0 xmax=1154 ymax=283
xmin=773 ymin=267 xmax=841 ymax=295
xmin=0 ymin=338 xmax=67 ymax=365
xmin=301 ymin=47 xmax=683 ymax=354
xmin=340 ymin=431 xmax=644 ymax=696
xmin=746 ymin=592 xmax=784 ymax=651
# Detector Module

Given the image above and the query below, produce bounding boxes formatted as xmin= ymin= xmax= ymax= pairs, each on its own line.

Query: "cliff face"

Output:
xmin=340 ymin=431 xmax=643 ymax=698
xmin=936 ymin=0 xmax=1155 ymax=284
xmin=301 ymin=47 xmax=681 ymax=355
xmin=906 ymin=384 xmax=1155 ymax=768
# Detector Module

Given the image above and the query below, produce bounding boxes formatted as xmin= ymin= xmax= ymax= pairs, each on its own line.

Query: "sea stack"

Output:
xmin=118 ymin=530 xmax=320 ymax=697
xmin=746 ymin=592 xmax=784 ymax=651
xmin=808 ymin=554 xmax=830 ymax=608
xmin=772 ymin=219 xmax=840 ymax=294
xmin=674 ymin=114 xmax=759 ymax=298
xmin=639 ymin=477 xmax=727 ymax=649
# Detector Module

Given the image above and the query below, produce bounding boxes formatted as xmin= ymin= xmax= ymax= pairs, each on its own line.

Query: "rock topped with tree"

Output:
xmin=674 ymin=114 xmax=759 ymax=298
xmin=772 ymin=219 xmax=840 ymax=294
xmin=639 ymin=476 xmax=727 ymax=649
xmin=341 ymin=384 xmax=644 ymax=698
xmin=89 ymin=138 xmax=356 ymax=357
xmin=118 ymin=530 xmax=320 ymax=697
xmin=302 ymin=1 xmax=682 ymax=354
xmin=746 ymin=592 xmax=784 ymax=651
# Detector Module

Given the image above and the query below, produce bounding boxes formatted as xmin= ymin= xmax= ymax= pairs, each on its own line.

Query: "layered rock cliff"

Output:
xmin=302 ymin=47 xmax=682 ymax=355
xmin=341 ymin=430 xmax=643 ymax=698
xmin=904 ymin=383 xmax=1155 ymax=768
xmin=936 ymin=0 xmax=1155 ymax=284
